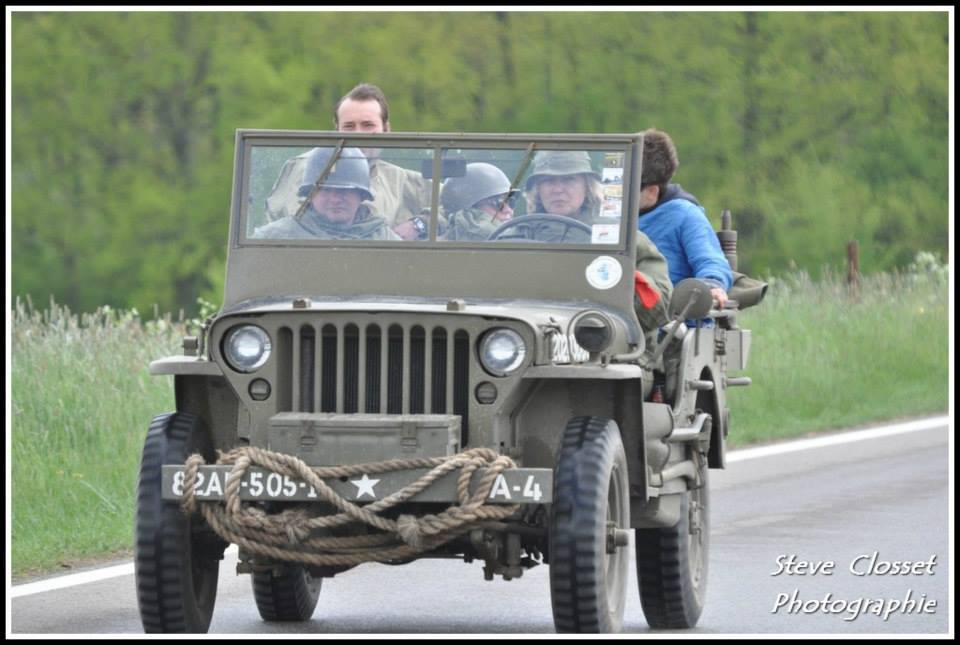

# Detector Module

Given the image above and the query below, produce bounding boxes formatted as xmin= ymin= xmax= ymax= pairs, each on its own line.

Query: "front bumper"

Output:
xmin=161 ymin=464 xmax=552 ymax=505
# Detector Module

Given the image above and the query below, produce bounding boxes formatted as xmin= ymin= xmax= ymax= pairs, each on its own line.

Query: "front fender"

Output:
xmin=150 ymin=355 xmax=223 ymax=376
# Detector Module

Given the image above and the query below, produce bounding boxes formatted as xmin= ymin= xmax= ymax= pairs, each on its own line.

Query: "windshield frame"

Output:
xmin=232 ymin=130 xmax=641 ymax=252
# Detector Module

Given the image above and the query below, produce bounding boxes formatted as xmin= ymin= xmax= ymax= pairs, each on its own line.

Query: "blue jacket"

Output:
xmin=638 ymin=184 xmax=733 ymax=291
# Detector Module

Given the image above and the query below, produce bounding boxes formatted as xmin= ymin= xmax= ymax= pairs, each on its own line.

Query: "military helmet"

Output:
xmin=298 ymin=146 xmax=374 ymax=201
xmin=524 ymin=150 xmax=601 ymax=191
xmin=441 ymin=162 xmax=514 ymax=213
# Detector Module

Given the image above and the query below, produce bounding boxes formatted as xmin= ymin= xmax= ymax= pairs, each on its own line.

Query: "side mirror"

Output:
xmin=669 ymin=279 xmax=715 ymax=320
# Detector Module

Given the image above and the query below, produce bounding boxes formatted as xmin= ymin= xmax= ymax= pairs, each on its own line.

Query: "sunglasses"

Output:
xmin=477 ymin=192 xmax=519 ymax=210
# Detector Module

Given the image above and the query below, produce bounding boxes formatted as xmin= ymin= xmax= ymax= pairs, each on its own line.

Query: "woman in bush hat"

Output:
xmin=524 ymin=150 xmax=604 ymax=221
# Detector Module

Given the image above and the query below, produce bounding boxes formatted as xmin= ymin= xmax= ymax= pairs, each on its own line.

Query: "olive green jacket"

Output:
xmin=633 ymin=229 xmax=673 ymax=331
xmin=368 ymin=160 xmax=433 ymax=227
xmin=443 ymin=208 xmax=507 ymax=241
xmin=252 ymin=205 xmax=401 ymax=241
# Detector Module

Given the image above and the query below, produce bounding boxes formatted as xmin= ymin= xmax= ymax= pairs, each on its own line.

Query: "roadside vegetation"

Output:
xmin=729 ymin=251 xmax=949 ymax=445
xmin=10 ymin=255 xmax=949 ymax=577
xmin=11 ymin=301 xmax=201 ymax=578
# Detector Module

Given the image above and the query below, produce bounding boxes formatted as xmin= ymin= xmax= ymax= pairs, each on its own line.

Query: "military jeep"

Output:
xmin=135 ymin=130 xmax=755 ymax=633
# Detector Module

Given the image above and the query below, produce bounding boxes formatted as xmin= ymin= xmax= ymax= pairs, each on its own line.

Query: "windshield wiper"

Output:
xmin=494 ymin=142 xmax=537 ymax=220
xmin=294 ymin=139 xmax=346 ymax=220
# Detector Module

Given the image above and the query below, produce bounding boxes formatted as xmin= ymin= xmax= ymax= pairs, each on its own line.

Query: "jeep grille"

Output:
xmin=275 ymin=322 xmax=471 ymax=442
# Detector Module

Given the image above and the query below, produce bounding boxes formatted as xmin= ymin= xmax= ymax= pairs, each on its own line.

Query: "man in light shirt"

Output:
xmin=265 ymin=83 xmax=433 ymax=240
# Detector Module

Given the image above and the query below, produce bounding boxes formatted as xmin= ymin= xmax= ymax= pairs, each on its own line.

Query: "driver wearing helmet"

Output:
xmin=253 ymin=147 xmax=401 ymax=240
xmin=441 ymin=163 xmax=518 ymax=241
xmin=524 ymin=150 xmax=674 ymax=332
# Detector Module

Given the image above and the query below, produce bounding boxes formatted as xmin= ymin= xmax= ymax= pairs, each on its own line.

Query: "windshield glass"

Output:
xmin=242 ymin=140 xmax=628 ymax=247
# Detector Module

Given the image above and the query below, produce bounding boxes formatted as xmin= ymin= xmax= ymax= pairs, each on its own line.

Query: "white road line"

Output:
xmin=725 ymin=415 xmax=949 ymax=462
xmin=10 ymin=415 xmax=951 ymax=598
xmin=10 ymin=546 xmax=238 ymax=599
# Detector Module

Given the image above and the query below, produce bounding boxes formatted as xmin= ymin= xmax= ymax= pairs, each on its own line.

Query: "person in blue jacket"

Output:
xmin=637 ymin=128 xmax=732 ymax=308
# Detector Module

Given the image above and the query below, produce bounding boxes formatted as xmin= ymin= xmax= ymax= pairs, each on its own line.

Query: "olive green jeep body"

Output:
xmin=136 ymin=130 xmax=755 ymax=634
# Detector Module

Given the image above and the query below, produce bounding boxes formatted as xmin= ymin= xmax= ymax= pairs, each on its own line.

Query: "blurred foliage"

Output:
xmin=11 ymin=10 xmax=949 ymax=316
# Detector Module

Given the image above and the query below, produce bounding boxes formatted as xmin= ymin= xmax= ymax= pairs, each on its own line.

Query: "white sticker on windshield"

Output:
xmin=585 ymin=256 xmax=623 ymax=290
xmin=591 ymin=224 xmax=620 ymax=244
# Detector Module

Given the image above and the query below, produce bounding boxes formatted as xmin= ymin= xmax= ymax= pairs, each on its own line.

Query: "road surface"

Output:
xmin=9 ymin=416 xmax=951 ymax=635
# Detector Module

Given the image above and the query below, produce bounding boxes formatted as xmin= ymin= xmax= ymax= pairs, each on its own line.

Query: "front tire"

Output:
xmin=635 ymin=461 xmax=709 ymax=629
xmin=252 ymin=564 xmax=322 ymax=621
xmin=549 ymin=416 xmax=630 ymax=633
xmin=135 ymin=412 xmax=226 ymax=633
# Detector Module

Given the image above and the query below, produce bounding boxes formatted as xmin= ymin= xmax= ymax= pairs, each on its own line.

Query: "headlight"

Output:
xmin=572 ymin=312 xmax=613 ymax=354
xmin=223 ymin=325 xmax=272 ymax=372
xmin=479 ymin=328 xmax=526 ymax=376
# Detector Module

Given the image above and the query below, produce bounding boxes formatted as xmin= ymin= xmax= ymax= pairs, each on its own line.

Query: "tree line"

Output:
xmin=11 ymin=10 xmax=949 ymax=315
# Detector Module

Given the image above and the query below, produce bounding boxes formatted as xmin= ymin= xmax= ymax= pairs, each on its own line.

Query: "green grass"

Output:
xmin=728 ymin=260 xmax=949 ymax=445
xmin=10 ymin=258 xmax=950 ymax=577
xmin=11 ymin=300 xmax=187 ymax=577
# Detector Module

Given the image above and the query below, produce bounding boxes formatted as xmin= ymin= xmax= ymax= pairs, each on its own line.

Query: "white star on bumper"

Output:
xmin=350 ymin=474 xmax=380 ymax=499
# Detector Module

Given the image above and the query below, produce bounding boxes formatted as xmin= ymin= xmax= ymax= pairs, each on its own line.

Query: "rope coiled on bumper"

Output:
xmin=180 ymin=446 xmax=521 ymax=566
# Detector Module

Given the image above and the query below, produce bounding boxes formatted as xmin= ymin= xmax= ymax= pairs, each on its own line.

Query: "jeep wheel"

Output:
xmin=635 ymin=462 xmax=709 ymax=629
xmin=252 ymin=565 xmax=321 ymax=621
xmin=135 ymin=412 xmax=227 ymax=633
xmin=549 ymin=416 xmax=630 ymax=633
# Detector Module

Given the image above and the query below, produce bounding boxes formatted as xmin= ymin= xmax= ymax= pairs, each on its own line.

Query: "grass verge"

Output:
xmin=12 ymin=300 xmax=185 ymax=577
xmin=728 ymin=262 xmax=949 ymax=446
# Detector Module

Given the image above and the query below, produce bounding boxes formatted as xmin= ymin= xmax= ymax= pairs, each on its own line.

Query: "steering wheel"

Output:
xmin=487 ymin=213 xmax=592 ymax=243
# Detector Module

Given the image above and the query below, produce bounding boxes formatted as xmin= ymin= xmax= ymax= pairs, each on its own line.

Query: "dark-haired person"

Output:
xmin=265 ymin=83 xmax=432 ymax=239
xmin=637 ymin=128 xmax=732 ymax=308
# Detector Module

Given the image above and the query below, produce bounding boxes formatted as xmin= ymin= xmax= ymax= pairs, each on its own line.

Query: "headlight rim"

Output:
xmin=571 ymin=310 xmax=615 ymax=354
xmin=222 ymin=324 xmax=272 ymax=373
xmin=478 ymin=327 xmax=527 ymax=377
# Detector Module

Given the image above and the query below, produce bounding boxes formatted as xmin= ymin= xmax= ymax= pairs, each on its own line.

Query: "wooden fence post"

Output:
xmin=847 ymin=240 xmax=860 ymax=296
